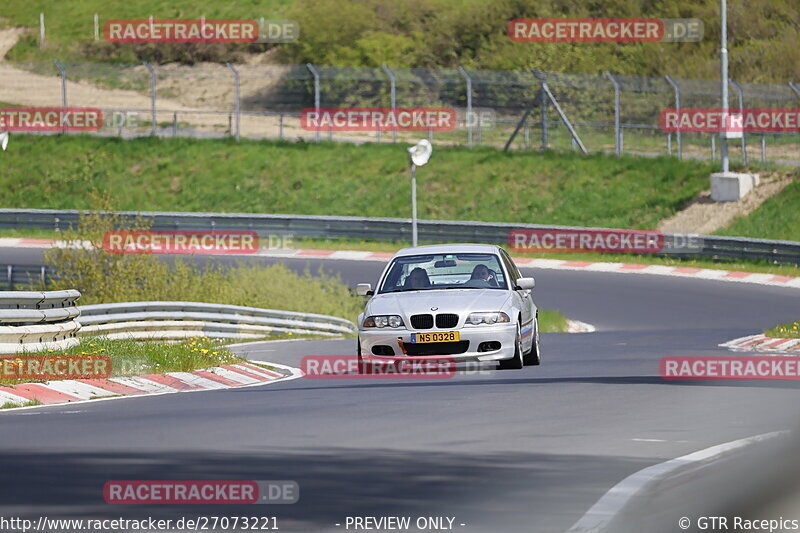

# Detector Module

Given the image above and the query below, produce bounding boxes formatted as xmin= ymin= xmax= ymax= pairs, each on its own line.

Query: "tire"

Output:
xmin=523 ymin=320 xmax=541 ymax=366
xmin=499 ymin=322 xmax=524 ymax=370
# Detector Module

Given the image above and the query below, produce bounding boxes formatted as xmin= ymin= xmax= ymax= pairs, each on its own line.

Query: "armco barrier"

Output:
xmin=0 ymin=292 xmax=356 ymax=353
xmin=1 ymin=209 xmax=799 ymax=266
xmin=76 ymin=301 xmax=357 ymax=341
xmin=0 ymin=290 xmax=82 ymax=353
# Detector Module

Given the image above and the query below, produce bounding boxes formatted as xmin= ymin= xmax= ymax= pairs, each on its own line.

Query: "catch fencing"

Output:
xmin=6 ymin=60 xmax=800 ymax=164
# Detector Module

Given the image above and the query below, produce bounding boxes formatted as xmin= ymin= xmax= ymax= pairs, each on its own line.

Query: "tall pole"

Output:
xmin=411 ymin=164 xmax=418 ymax=246
xmin=720 ymin=0 xmax=729 ymax=172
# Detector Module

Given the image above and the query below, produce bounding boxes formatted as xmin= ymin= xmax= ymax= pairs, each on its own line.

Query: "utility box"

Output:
xmin=710 ymin=172 xmax=759 ymax=202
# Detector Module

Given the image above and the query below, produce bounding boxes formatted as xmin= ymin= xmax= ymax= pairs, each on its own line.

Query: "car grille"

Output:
xmin=410 ymin=314 xmax=434 ymax=329
xmin=405 ymin=341 xmax=470 ymax=356
xmin=435 ymin=313 xmax=459 ymax=329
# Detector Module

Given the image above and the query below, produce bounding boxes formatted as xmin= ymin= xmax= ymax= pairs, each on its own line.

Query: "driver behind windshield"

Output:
xmin=467 ymin=264 xmax=495 ymax=287
xmin=405 ymin=267 xmax=431 ymax=289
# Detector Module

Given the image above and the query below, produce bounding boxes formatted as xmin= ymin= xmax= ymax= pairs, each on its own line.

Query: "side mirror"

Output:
xmin=355 ymin=283 xmax=373 ymax=296
xmin=515 ymin=277 xmax=535 ymax=291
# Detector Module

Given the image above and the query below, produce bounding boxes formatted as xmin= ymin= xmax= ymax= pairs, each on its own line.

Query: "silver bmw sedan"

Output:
xmin=356 ymin=244 xmax=540 ymax=370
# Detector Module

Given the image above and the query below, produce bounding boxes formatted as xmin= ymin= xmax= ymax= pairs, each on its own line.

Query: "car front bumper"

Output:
xmin=358 ymin=323 xmax=517 ymax=363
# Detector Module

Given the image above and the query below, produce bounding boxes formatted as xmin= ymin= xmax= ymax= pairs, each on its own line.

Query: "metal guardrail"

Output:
xmin=0 ymin=291 xmax=356 ymax=353
xmin=0 ymin=290 xmax=82 ymax=353
xmin=77 ymin=301 xmax=357 ymax=340
xmin=1 ymin=209 xmax=799 ymax=266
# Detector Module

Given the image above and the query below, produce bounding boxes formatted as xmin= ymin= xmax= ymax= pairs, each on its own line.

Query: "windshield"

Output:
xmin=379 ymin=253 xmax=508 ymax=293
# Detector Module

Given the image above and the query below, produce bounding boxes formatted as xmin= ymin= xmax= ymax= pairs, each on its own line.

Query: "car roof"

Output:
xmin=393 ymin=243 xmax=502 ymax=257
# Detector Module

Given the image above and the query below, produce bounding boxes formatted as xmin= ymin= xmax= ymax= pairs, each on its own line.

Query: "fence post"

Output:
xmin=172 ymin=112 xmax=177 ymax=137
xmin=711 ymin=134 xmax=716 ymax=160
xmin=53 ymin=60 xmax=67 ymax=134
xmin=540 ymin=83 xmax=548 ymax=150
xmin=306 ymin=63 xmax=320 ymax=142
xmin=761 ymin=135 xmax=766 ymax=162
xmin=729 ymin=80 xmax=747 ymax=166
xmin=39 ymin=13 xmax=45 ymax=48
xmin=664 ymin=75 xmax=682 ymax=159
xmin=381 ymin=65 xmax=397 ymax=143
xmin=142 ymin=62 xmax=157 ymax=136
xmin=226 ymin=62 xmax=241 ymax=141
xmin=532 ymin=69 xmax=587 ymax=154
xmin=605 ymin=72 xmax=621 ymax=155
xmin=458 ymin=66 xmax=473 ymax=148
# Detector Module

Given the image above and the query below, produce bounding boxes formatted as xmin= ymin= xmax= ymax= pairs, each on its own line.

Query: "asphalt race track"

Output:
xmin=1 ymin=248 xmax=799 ymax=532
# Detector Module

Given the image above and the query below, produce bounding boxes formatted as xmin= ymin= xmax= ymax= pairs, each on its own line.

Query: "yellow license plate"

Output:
xmin=410 ymin=331 xmax=460 ymax=343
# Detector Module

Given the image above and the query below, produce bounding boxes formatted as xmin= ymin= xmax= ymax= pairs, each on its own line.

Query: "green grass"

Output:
xmin=1 ymin=1 xmax=292 ymax=62
xmin=1 ymin=400 xmax=41 ymax=409
xmin=0 ymin=336 xmax=241 ymax=386
xmin=0 ymin=135 xmax=718 ymax=230
xmin=717 ymin=179 xmax=800 ymax=241
xmin=765 ymin=320 xmax=800 ymax=339
xmin=538 ymin=310 xmax=567 ymax=333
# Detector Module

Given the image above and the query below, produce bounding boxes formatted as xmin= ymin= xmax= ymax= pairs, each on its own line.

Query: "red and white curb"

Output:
xmin=720 ymin=334 xmax=800 ymax=353
xmin=566 ymin=320 xmax=596 ymax=333
xmin=0 ymin=361 xmax=301 ymax=411
xmin=3 ymin=239 xmax=799 ymax=290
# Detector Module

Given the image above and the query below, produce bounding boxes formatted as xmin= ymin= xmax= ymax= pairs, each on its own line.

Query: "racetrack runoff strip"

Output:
xmin=3 ymin=239 xmax=799 ymax=290
xmin=720 ymin=334 xmax=800 ymax=353
xmin=0 ymin=361 xmax=299 ymax=411
xmin=566 ymin=431 xmax=788 ymax=533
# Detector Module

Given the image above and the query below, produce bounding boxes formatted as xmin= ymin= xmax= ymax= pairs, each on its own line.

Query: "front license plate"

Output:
xmin=410 ymin=331 xmax=460 ymax=343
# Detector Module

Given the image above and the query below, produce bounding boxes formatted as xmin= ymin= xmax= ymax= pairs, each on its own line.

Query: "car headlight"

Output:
xmin=466 ymin=312 xmax=510 ymax=325
xmin=363 ymin=315 xmax=405 ymax=328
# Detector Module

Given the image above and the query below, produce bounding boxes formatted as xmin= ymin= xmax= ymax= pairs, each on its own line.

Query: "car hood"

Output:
xmin=366 ymin=289 xmax=512 ymax=318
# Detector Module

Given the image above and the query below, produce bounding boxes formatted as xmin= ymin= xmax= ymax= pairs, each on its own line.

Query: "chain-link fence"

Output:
xmin=4 ymin=60 xmax=800 ymax=164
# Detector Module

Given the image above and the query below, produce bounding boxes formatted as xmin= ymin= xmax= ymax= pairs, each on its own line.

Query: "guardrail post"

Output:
xmin=142 ymin=62 xmax=157 ymax=136
xmin=6 ymin=265 xmax=12 ymax=290
xmin=605 ymin=72 xmax=621 ymax=155
xmin=381 ymin=64 xmax=397 ymax=143
xmin=306 ymin=63 xmax=321 ymax=142
xmin=94 ymin=14 xmax=99 ymax=40
xmin=226 ymin=62 xmax=241 ymax=141
xmin=730 ymin=80 xmax=747 ymax=166
xmin=172 ymin=112 xmax=177 ymax=137
xmin=53 ymin=60 xmax=67 ymax=133
xmin=761 ymin=135 xmax=766 ymax=162
xmin=458 ymin=67 xmax=473 ymax=148
xmin=665 ymin=75 xmax=682 ymax=159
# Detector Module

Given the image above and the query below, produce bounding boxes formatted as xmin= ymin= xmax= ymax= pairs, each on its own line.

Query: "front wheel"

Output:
xmin=499 ymin=323 xmax=524 ymax=370
xmin=523 ymin=320 xmax=541 ymax=366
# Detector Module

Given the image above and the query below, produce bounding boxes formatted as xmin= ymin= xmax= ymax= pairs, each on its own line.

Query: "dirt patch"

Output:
xmin=658 ymin=172 xmax=794 ymax=235
xmin=0 ymin=27 xmax=26 ymax=59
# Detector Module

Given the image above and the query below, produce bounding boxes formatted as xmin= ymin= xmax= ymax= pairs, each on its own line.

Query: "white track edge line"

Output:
xmin=565 ymin=430 xmax=788 ymax=533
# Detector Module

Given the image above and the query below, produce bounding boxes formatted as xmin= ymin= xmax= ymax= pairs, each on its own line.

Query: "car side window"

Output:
xmin=500 ymin=250 xmax=522 ymax=285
